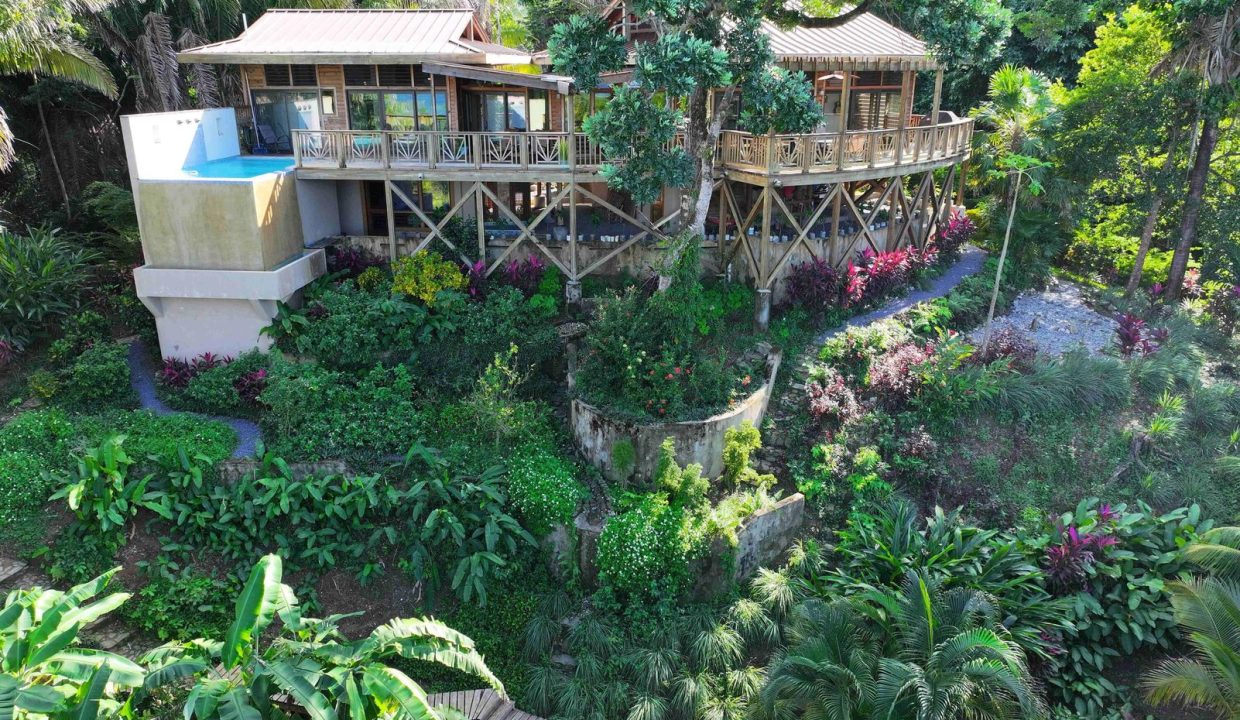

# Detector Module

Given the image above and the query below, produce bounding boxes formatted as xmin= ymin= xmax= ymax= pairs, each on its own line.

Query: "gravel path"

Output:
xmin=818 ymin=245 xmax=988 ymax=342
xmin=126 ymin=341 xmax=263 ymax=458
xmin=968 ymin=278 xmax=1117 ymax=356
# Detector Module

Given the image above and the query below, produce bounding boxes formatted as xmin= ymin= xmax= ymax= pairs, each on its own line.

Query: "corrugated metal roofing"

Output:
xmin=177 ymin=9 xmax=530 ymax=65
xmin=761 ymin=11 xmax=929 ymax=63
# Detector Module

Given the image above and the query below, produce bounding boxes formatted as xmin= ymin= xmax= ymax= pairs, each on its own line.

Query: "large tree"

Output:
xmin=1149 ymin=0 xmax=1238 ymax=299
xmin=0 ymin=0 xmax=117 ymax=219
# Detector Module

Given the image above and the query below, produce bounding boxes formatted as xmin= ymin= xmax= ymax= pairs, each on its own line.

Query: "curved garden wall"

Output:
xmin=570 ymin=351 xmax=782 ymax=482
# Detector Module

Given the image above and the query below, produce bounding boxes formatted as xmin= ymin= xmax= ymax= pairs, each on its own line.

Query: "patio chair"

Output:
xmin=254 ymin=123 xmax=292 ymax=154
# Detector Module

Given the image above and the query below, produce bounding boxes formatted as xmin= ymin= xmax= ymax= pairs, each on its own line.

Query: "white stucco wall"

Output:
xmin=296 ymin=178 xmax=342 ymax=245
xmin=336 ymin=180 xmax=367 ymax=236
xmin=121 ymin=108 xmax=240 ymax=182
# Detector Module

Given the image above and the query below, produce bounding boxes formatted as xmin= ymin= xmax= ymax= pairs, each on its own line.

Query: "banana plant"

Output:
xmin=143 ymin=554 xmax=504 ymax=719
xmin=0 ymin=569 xmax=145 ymax=719
xmin=50 ymin=435 xmax=171 ymax=534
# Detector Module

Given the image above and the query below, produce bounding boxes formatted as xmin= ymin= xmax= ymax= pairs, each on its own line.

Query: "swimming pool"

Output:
xmin=181 ymin=155 xmax=294 ymax=179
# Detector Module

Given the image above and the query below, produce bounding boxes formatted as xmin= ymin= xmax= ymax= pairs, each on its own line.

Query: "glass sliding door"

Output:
xmin=252 ymin=90 xmax=321 ymax=152
xmin=348 ymin=91 xmax=381 ymax=131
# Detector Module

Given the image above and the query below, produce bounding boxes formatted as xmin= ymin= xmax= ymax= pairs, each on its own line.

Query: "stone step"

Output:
xmin=0 ymin=557 xmax=28 ymax=586
xmin=82 ymin=621 xmax=135 ymax=651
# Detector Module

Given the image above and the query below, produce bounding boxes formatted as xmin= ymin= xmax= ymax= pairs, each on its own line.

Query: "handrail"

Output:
xmin=717 ymin=117 xmax=974 ymax=175
xmin=291 ymin=118 xmax=972 ymax=176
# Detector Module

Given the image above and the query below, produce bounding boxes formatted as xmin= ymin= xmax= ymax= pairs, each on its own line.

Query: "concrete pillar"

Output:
xmin=566 ymin=279 xmax=582 ymax=304
xmin=754 ymin=288 xmax=772 ymax=331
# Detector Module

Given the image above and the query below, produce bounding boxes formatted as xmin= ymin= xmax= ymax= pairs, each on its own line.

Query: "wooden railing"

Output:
xmin=292 ymin=118 xmax=972 ymax=176
xmin=718 ymin=117 xmax=974 ymax=175
xmin=293 ymin=130 xmax=606 ymax=171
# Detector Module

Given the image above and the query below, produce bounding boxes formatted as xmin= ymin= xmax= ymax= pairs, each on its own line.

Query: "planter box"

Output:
xmin=570 ymin=351 xmax=782 ymax=483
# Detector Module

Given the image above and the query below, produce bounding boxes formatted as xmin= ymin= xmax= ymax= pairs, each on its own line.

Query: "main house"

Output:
xmin=121 ymin=6 xmax=972 ymax=358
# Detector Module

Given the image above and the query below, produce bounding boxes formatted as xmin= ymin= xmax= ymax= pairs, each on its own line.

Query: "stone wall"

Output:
xmin=570 ymin=351 xmax=782 ymax=483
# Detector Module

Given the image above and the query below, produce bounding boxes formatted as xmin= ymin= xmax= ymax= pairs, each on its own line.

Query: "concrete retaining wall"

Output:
xmin=692 ymin=493 xmax=805 ymax=596
xmin=570 ymin=351 xmax=782 ymax=483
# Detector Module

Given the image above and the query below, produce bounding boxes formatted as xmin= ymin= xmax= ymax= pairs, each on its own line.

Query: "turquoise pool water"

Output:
xmin=182 ymin=156 xmax=294 ymax=179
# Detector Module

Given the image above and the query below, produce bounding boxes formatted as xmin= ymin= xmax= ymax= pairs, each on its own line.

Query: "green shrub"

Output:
xmin=391 ymin=250 xmax=467 ymax=305
xmin=260 ymin=359 xmax=421 ymax=460
xmin=287 ymin=283 xmax=429 ymax=368
xmin=56 ymin=341 xmax=135 ymax=411
xmin=1064 ymin=216 xmax=1174 ymax=286
xmin=0 ymin=408 xmax=76 ymax=462
xmin=989 ymin=350 xmax=1131 ymax=416
xmin=356 ymin=265 xmax=387 ymax=292
xmin=818 ymin=320 xmax=912 ymax=383
xmin=0 ymin=450 xmax=52 ymax=530
xmin=597 ymin=494 xmax=688 ymax=598
xmin=0 ymin=226 xmax=98 ymax=348
xmin=1026 ymin=499 xmax=1209 ymax=716
xmin=47 ymin=525 xmax=121 ymax=584
xmin=75 ymin=411 xmax=236 ymax=471
xmin=121 ymin=571 xmax=235 ymax=642
xmin=178 ymin=351 xmax=268 ymax=414
xmin=414 ymin=287 xmax=559 ymax=397
xmin=506 ymin=443 xmax=584 ymax=536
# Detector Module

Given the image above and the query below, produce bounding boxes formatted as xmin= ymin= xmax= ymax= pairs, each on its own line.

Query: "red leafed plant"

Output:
xmin=867 ymin=341 xmax=935 ymax=407
xmin=0 ymin=339 xmax=16 ymax=368
xmin=158 ymin=358 xmax=195 ymax=389
xmin=806 ymin=366 xmax=861 ymax=425
xmin=233 ymin=368 xmax=268 ymax=406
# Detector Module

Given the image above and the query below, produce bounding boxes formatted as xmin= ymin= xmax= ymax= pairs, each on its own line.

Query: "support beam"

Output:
xmin=384 ymin=177 xmax=397 ymax=261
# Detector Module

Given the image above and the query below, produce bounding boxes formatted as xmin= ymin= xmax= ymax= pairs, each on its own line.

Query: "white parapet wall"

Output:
xmin=121 ymin=107 xmax=327 ymax=359
xmin=134 ymin=250 xmax=326 ymax=359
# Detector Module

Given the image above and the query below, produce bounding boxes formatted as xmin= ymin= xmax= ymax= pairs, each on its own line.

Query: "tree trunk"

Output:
xmin=981 ymin=172 xmax=1023 ymax=355
xmin=1125 ymin=127 xmax=1180 ymax=294
xmin=1164 ymin=113 xmax=1218 ymax=300
xmin=36 ymin=97 xmax=72 ymax=222
xmin=659 ymin=86 xmax=724 ymax=290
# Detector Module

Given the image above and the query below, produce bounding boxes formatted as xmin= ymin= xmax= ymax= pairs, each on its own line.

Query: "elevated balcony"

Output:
xmin=291 ymin=116 xmax=972 ymax=184
xmin=718 ymin=116 xmax=973 ymax=185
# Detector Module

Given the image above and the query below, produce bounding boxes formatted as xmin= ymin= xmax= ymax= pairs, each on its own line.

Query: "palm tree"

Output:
xmin=1155 ymin=3 xmax=1239 ymax=300
xmin=872 ymin=571 xmax=1045 ymax=720
xmin=141 ymin=554 xmax=504 ymax=719
xmin=1144 ymin=577 xmax=1240 ymax=716
xmin=0 ymin=0 xmax=118 ymax=219
xmin=969 ymin=65 xmax=1058 ymax=207
xmin=757 ymin=599 xmax=877 ymax=720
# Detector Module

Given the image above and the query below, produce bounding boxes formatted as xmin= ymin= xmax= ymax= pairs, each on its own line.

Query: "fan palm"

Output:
xmin=141 ymin=554 xmax=504 ymax=719
xmin=1144 ymin=576 xmax=1240 ymax=716
xmin=969 ymin=64 xmax=1058 ymax=204
xmin=873 ymin=571 xmax=1046 ymax=720
xmin=757 ymin=599 xmax=877 ymax=720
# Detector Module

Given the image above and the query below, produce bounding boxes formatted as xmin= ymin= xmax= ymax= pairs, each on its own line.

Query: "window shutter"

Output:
xmin=377 ymin=65 xmax=412 ymax=87
xmin=290 ymin=64 xmax=318 ymax=86
xmin=344 ymin=65 xmax=377 ymax=86
xmin=263 ymin=64 xmax=291 ymax=86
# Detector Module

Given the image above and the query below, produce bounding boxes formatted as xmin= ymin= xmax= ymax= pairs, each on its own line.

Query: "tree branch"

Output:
xmin=764 ymin=0 xmax=873 ymax=29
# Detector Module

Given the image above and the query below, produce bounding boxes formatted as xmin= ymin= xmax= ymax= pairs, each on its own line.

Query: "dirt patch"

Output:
xmin=313 ymin=557 xmax=423 ymax=637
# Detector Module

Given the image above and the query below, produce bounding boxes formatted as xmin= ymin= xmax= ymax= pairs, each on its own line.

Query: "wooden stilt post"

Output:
xmin=717 ymin=179 xmax=730 ymax=277
xmin=566 ymin=92 xmax=581 ymax=302
xmin=836 ymin=62 xmax=853 ymax=171
xmin=755 ymin=184 xmax=773 ymax=329
xmin=475 ymin=182 xmax=486 ymax=262
xmin=894 ymin=67 xmax=910 ymax=165
xmin=829 ymin=181 xmax=843 ymax=266
xmin=927 ymin=67 xmax=943 ymax=159
xmin=385 ymin=177 xmax=397 ymax=261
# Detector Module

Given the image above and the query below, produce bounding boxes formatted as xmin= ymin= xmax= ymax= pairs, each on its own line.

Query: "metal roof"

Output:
xmin=760 ymin=10 xmax=934 ymax=69
xmin=177 ymin=9 xmax=531 ymax=66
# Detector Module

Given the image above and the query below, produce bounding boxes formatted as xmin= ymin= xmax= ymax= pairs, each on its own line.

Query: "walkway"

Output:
xmin=755 ymin=245 xmax=988 ymax=474
xmin=125 ymin=341 xmax=263 ymax=459
xmin=818 ymin=245 xmax=987 ymax=342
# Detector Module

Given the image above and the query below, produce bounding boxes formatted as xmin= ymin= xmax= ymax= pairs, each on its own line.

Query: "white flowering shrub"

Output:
xmin=506 ymin=443 xmax=585 ymax=536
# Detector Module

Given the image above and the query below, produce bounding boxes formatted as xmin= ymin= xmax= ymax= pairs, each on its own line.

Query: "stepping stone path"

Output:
xmin=125 ymin=340 xmax=263 ymax=459
xmin=755 ymin=246 xmax=988 ymax=475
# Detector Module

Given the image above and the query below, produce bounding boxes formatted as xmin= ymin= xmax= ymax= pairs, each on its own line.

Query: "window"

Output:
xmin=344 ymin=64 xmax=377 ymax=87
xmin=320 ymin=89 xmax=336 ymax=115
xmin=263 ymin=65 xmax=290 ymax=87
xmin=478 ymin=91 xmax=538 ymax=132
xmin=348 ymin=88 xmax=446 ymax=131
xmin=364 ymin=180 xmax=451 ymax=234
xmin=251 ymin=90 xmax=321 ymax=151
xmin=262 ymin=64 xmax=317 ymax=87
xmin=377 ymin=65 xmax=412 ymax=86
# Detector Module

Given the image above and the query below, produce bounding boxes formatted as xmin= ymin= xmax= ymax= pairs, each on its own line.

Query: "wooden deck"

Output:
xmin=425 ymin=689 xmax=542 ymax=720
xmin=291 ymin=118 xmax=972 ymax=183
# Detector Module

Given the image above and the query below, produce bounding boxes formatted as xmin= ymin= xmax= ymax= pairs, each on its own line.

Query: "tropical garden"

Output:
xmin=0 ymin=0 xmax=1238 ymax=718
